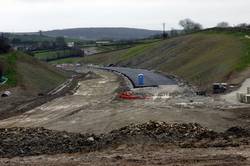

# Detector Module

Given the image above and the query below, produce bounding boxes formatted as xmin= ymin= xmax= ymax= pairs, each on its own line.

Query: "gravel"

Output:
xmin=0 ymin=122 xmax=249 ymax=158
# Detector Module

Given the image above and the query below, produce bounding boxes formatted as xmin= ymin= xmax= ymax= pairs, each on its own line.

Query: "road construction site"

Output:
xmin=0 ymin=66 xmax=250 ymax=165
xmin=0 ymin=66 xmax=249 ymax=133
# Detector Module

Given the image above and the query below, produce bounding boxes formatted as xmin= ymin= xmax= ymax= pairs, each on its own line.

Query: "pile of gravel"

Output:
xmin=0 ymin=128 xmax=99 ymax=158
xmin=105 ymin=121 xmax=250 ymax=148
xmin=0 ymin=122 xmax=249 ymax=158
xmin=110 ymin=122 xmax=214 ymax=138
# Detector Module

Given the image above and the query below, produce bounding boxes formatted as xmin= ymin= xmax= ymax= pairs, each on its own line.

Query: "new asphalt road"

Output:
xmin=103 ymin=67 xmax=176 ymax=88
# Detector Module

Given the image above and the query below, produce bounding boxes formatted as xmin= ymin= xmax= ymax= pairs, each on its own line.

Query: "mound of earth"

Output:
xmin=0 ymin=121 xmax=250 ymax=158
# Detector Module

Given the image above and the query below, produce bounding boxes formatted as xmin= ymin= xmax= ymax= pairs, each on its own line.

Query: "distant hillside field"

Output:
xmin=33 ymin=49 xmax=82 ymax=61
xmin=81 ymin=30 xmax=250 ymax=89
xmin=0 ymin=52 xmax=68 ymax=93
xmin=41 ymin=28 xmax=161 ymax=40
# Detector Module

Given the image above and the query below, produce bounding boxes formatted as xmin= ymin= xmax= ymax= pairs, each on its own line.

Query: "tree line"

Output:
xmin=162 ymin=18 xmax=250 ymax=39
xmin=0 ymin=34 xmax=11 ymax=54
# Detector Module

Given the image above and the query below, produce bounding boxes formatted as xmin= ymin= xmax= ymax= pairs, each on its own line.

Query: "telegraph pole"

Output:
xmin=163 ymin=23 xmax=166 ymax=34
xmin=163 ymin=23 xmax=167 ymax=39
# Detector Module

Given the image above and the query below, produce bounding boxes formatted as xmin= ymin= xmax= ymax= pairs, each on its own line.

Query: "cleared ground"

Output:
xmin=1 ymin=67 xmax=250 ymax=165
xmin=0 ymin=52 xmax=70 ymax=118
xmin=0 ymin=68 xmax=249 ymax=134
xmin=1 ymin=145 xmax=249 ymax=166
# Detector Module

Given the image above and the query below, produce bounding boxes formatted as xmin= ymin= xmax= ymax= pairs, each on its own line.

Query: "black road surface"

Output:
xmin=103 ymin=67 xmax=176 ymax=88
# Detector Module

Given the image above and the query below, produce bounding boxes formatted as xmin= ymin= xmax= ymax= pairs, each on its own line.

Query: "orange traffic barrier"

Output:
xmin=119 ymin=91 xmax=146 ymax=100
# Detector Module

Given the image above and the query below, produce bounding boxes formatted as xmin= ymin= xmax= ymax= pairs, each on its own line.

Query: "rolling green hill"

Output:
xmin=81 ymin=29 xmax=250 ymax=90
xmin=0 ymin=52 xmax=68 ymax=93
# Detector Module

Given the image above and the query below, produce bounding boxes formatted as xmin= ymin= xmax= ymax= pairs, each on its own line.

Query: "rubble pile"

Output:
xmin=0 ymin=122 xmax=249 ymax=158
xmin=109 ymin=121 xmax=216 ymax=141
xmin=0 ymin=127 xmax=99 ymax=158
xmin=106 ymin=122 xmax=250 ymax=148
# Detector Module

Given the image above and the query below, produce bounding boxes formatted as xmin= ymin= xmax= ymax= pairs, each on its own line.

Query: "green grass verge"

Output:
xmin=0 ymin=53 xmax=18 ymax=87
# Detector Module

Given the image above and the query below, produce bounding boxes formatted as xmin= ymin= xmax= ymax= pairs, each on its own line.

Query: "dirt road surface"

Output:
xmin=0 ymin=68 xmax=249 ymax=134
xmin=1 ymin=67 xmax=250 ymax=165
xmin=1 ymin=145 xmax=250 ymax=166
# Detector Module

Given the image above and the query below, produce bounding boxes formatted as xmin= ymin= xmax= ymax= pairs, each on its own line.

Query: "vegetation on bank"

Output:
xmin=49 ymin=39 xmax=162 ymax=64
xmin=202 ymin=29 xmax=250 ymax=71
xmin=80 ymin=29 xmax=250 ymax=89
xmin=0 ymin=52 xmax=68 ymax=93
xmin=3 ymin=25 xmax=250 ymax=91
xmin=0 ymin=53 xmax=18 ymax=87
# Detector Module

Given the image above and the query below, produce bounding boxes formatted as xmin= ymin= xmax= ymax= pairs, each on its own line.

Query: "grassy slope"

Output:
xmin=0 ymin=52 xmax=68 ymax=93
xmin=81 ymin=31 xmax=250 ymax=89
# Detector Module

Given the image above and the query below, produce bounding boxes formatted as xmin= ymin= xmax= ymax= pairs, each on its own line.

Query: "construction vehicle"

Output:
xmin=213 ymin=83 xmax=227 ymax=94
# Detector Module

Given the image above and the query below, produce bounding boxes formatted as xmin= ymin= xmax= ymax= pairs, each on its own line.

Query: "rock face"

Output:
xmin=0 ymin=122 xmax=249 ymax=158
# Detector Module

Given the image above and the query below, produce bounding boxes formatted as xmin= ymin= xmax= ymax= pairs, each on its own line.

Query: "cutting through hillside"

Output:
xmin=1 ymin=28 xmax=250 ymax=165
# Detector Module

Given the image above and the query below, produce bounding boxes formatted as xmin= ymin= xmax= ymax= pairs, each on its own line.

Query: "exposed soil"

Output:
xmin=0 ymin=122 xmax=250 ymax=165
xmin=0 ymin=121 xmax=249 ymax=158
xmin=0 ymin=68 xmax=250 ymax=134
xmin=1 ymin=145 xmax=250 ymax=166
xmin=1 ymin=67 xmax=250 ymax=165
xmin=0 ymin=75 xmax=80 ymax=120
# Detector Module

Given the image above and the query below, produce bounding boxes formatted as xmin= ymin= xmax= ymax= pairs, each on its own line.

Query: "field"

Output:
xmin=49 ymin=39 xmax=162 ymax=64
xmin=80 ymin=30 xmax=250 ymax=90
xmin=33 ymin=49 xmax=82 ymax=61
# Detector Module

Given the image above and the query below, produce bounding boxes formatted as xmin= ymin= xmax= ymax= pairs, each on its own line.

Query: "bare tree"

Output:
xmin=216 ymin=22 xmax=230 ymax=28
xmin=179 ymin=18 xmax=203 ymax=32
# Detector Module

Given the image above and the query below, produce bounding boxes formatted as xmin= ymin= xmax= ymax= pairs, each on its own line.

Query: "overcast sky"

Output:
xmin=0 ymin=0 xmax=249 ymax=32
